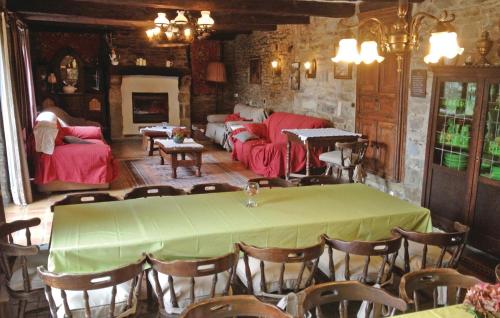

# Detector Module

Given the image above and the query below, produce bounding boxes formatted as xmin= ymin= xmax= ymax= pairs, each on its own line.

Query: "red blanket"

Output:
xmin=231 ymin=112 xmax=330 ymax=177
xmin=34 ymin=139 xmax=119 ymax=185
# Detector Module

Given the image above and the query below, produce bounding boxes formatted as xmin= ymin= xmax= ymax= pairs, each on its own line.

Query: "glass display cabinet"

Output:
xmin=423 ymin=66 xmax=500 ymax=257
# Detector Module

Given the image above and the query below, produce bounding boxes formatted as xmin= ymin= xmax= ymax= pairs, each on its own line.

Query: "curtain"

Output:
xmin=0 ymin=12 xmax=32 ymax=205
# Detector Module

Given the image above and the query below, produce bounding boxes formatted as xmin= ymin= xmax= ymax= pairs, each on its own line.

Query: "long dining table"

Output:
xmin=49 ymin=184 xmax=432 ymax=273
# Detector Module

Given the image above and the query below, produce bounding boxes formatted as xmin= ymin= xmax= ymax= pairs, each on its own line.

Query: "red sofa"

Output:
xmin=33 ymin=112 xmax=119 ymax=192
xmin=231 ymin=112 xmax=330 ymax=177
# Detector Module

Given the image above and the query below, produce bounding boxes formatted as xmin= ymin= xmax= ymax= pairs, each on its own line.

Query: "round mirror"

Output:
xmin=59 ymin=55 xmax=78 ymax=86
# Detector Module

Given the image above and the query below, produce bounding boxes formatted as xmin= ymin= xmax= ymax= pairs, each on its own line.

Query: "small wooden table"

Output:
xmin=155 ymin=138 xmax=204 ymax=179
xmin=140 ymin=125 xmax=185 ymax=156
xmin=282 ymin=128 xmax=360 ymax=180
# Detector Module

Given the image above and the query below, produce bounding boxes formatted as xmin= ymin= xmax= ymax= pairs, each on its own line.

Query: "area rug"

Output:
xmin=117 ymin=153 xmax=251 ymax=190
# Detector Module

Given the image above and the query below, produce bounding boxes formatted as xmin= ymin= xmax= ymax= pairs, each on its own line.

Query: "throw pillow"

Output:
xmin=224 ymin=113 xmax=241 ymax=123
xmin=63 ymin=136 xmax=93 ymax=144
xmin=243 ymin=123 xmax=267 ymax=139
xmin=233 ymin=131 xmax=259 ymax=143
xmin=62 ymin=126 xmax=102 ymax=140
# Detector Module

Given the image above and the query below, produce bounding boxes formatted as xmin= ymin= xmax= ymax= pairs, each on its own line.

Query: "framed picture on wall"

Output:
xmin=290 ymin=62 xmax=300 ymax=90
xmin=334 ymin=62 xmax=353 ymax=79
xmin=249 ymin=58 xmax=262 ymax=84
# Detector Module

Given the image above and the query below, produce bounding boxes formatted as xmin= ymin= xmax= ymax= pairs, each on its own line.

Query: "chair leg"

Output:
xmin=347 ymin=168 xmax=354 ymax=183
xmin=324 ymin=163 xmax=331 ymax=176
xmin=336 ymin=167 xmax=342 ymax=181
xmin=17 ymin=299 xmax=27 ymax=318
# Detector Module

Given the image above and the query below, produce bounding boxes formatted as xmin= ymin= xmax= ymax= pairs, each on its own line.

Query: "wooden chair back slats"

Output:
xmin=51 ymin=193 xmax=120 ymax=211
xmin=189 ymin=183 xmax=241 ymax=194
xmin=247 ymin=178 xmax=293 ymax=189
xmin=399 ymin=268 xmax=482 ymax=312
xmin=322 ymin=234 xmax=402 ymax=285
xmin=297 ymin=281 xmax=407 ymax=318
xmin=392 ymin=222 xmax=470 ymax=273
xmin=335 ymin=138 xmax=370 ymax=167
xmin=38 ymin=258 xmax=145 ymax=318
xmin=238 ymin=239 xmax=325 ymax=295
xmin=147 ymin=251 xmax=239 ymax=312
xmin=124 ymin=185 xmax=186 ymax=200
xmin=298 ymin=175 xmax=340 ymax=186
xmin=180 ymin=295 xmax=293 ymax=318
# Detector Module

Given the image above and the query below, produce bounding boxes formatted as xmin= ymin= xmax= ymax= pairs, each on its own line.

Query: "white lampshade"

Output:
xmin=154 ymin=13 xmax=169 ymax=27
xmin=271 ymin=60 xmax=279 ymax=68
xmin=424 ymin=31 xmax=464 ymax=64
xmin=206 ymin=62 xmax=227 ymax=83
xmin=304 ymin=61 xmax=311 ymax=70
xmin=359 ymin=41 xmax=385 ymax=64
xmin=173 ymin=11 xmax=188 ymax=25
xmin=198 ymin=11 xmax=214 ymax=27
xmin=331 ymin=38 xmax=361 ymax=64
xmin=146 ymin=29 xmax=155 ymax=39
xmin=184 ymin=28 xmax=192 ymax=38
xmin=165 ymin=30 xmax=174 ymax=40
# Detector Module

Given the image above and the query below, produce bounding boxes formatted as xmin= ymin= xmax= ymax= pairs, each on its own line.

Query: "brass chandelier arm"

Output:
xmin=408 ymin=10 xmax=456 ymax=50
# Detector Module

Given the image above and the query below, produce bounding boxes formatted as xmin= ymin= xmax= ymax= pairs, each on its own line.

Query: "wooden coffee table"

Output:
xmin=155 ymin=138 xmax=204 ymax=179
xmin=140 ymin=125 xmax=185 ymax=156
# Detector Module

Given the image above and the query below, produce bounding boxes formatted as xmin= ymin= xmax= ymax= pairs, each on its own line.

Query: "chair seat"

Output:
xmin=319 ymin=151 xmax=343 ymax=166
xmin=147 ymin=270 xmax=230 ymax=314
xmin=236 ymin=257 xmax=311 ymax=296
xmin=9 ymin=244 xmax=49 ymax=291
xmin=395 ymin=242 xmax=453 ymax=271
xmin=318 ymin=249 xmax=387 ymax=283
xmin=51 ymin=281 xmax=135 ymax=318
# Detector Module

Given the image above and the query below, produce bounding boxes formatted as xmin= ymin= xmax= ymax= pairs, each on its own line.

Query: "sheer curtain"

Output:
xmin=0 ymin=12 xmax=33 ymax=205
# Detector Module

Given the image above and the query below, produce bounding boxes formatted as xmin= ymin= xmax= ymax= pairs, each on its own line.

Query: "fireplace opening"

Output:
xmin=132 ymin=92 xmax=168 ymax=123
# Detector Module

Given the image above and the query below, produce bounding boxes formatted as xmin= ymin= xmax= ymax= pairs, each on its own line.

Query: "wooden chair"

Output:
xmin=320 ymin=138 xmax=369 ymax=183
xmin=293 ymin=280 xmax=408 ymax=318
xmin=298 ymin=175 xmax=340 ymax=186
xmin=146 ymin=250 xmax=239 ymax=316
xmin=247 ymin=178 xmax=293 ymax=189
xmin=392 ymin=222 xmax=469 ymax=274
xmin=0 ymin=218 xmax=47 ymax=318
xmin=319 ymin=234 xmax=402 ymax=286
xmin=190 ymin=183 xmax=241 ymax=194
xmin=124 ymin=185 xmax=186 ymax=200
xmin=236 ymin=239 xmax=325 ymax=300
xmin=399 ymin=268 xmax=482 ymax=312
xmin=180 ymin=295 xmax=293 ymax=318
xmin=50 ymin=192 xmax=120 ymax=211
xmin=37 ymin=257 xmax=145 ymax=318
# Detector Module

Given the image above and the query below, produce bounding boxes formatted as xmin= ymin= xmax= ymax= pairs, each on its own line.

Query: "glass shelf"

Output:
xmin=480 ymin=83 xmax=500 ymax=181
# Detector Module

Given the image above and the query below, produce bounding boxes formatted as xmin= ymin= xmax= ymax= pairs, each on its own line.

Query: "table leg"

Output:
xmin=160 ymin=152 xmax=164 ymax=165
xmin=181 ymin=153 xmax=186 ymax=160
xmin=171 ymin=153 xmax=178 ymax=179
xmin=305 ymin=141 xmax=310 ymax=176
xmin=148 ymin=137 xmax=154 ymax=156
xmin=195 ymin=152 xmax=202 ymax=177
xmin=286 ymin=141 xmax=291 ymax=180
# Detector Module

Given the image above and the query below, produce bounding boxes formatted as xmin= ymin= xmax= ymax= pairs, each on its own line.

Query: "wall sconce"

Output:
xmin=304 ymin=59 xmax=316 ymax=79
xmin=271 ymin=58 xmax=282 ymax=77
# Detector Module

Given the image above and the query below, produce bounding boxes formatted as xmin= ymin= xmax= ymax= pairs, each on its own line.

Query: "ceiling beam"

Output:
xmin=8 ymin=0 xmax=309 ymax=25
xmin=67 ymin=0 xmax=356 ymax=18
xmin=20 ymin=12 xmax=277 ymax=32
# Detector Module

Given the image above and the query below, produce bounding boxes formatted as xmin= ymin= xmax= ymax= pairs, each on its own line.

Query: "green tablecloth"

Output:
xmin=395 ymin=305 xmax=475 ymax=317
xmin=49 ymin=184 xmax=431 ymax=273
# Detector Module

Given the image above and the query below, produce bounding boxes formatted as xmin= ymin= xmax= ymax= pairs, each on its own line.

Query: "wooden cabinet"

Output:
xmin=423 ymin=66 xmax=500 ymax=257
xmin=355 ymin=7 xmax=408 ymax=182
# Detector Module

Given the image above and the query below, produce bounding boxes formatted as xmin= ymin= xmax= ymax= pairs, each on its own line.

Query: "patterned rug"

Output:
xmin=117 ymin=153 xmax=251 ymax=191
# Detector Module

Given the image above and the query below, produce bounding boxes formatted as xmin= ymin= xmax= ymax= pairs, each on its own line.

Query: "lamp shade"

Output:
xmin=331 ymin=38 xmax=361 ymax=64
xmin=359 ymin=41 xmax=385 ymax=64
xmin=424 ymin=31 xmax=464 ymax=64
xmin=206 ymin=62 xmax=226 ymax=83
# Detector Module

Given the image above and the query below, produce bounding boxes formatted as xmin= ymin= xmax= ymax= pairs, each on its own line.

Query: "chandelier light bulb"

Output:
xmin=184 ymin=28 xmax=192 ymax=39
xmin=424 ymin=31 xmax=464 ymax=64
xmin=304 ymin=61 xmax=311 ymax=70
xmin=173 ymin=11 xmax=189 ymax=25
xmin=154 ymin=13 xmax=169 ymax=27
xmin=331 ymin=38 xmax=361 ymax=64
xmin=198 ymin=11 xmax=214 ymax=27
xmin=271 ymin=60 xmax=279 ymax=69
xmin=359 ymin=41 xmax=385 ymax=64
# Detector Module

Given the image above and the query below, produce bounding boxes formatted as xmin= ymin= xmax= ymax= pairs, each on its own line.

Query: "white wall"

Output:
xmin=121 ymin=75 xmax=180 ymax=135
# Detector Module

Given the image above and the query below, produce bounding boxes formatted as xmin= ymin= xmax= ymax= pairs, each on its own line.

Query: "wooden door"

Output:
xmin=376 ymin=121 xmax=398 ymax=179
xmin=358 ymin=118 xmax=377 ymax=171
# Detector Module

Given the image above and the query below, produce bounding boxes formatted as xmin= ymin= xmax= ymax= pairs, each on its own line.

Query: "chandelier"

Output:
xmin=331 ymin=0 xmax=464 ymax=71
xmin=146 ymin=11 xmax=215 ymax=46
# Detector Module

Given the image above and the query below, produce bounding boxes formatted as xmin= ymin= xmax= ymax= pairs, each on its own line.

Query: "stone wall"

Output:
xmin=224 ymin=0 xmax=500 ymax=204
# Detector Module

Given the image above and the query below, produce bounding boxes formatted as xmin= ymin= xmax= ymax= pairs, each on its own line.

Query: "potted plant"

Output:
xmin=464 ymin=282 xmax=500 ymax=318
xmin=172 ymin=127 xmax=188 ymax=144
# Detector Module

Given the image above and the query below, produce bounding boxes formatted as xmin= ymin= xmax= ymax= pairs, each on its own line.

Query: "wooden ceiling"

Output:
xmin=7 ymin=0 xmax=423 ymax=39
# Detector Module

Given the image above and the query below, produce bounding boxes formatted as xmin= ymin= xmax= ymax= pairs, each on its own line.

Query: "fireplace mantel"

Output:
xmin=111 ymin=66 xmax=189 ymax=77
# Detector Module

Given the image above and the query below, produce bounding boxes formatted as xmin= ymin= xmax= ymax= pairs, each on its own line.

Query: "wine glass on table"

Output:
xmin=244 ymin=182 xmax=259 ymax=208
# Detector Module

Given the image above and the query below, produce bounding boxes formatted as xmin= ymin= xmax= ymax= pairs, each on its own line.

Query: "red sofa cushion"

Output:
xmin=231 ymin=112 xmax=330 ymax=177
xmin=62 ymin=126 xmax=102 ymax=140
xmin=244 ymin=123 xmax=267 ymax=139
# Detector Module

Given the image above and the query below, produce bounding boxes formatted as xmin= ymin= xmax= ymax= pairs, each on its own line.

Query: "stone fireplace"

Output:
xmin=108 ymin=68 xmax=191 ymax=139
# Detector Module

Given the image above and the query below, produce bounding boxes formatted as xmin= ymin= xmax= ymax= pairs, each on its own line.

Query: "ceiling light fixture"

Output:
xmin=331 ymin=0 xmax=463 ymax=71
